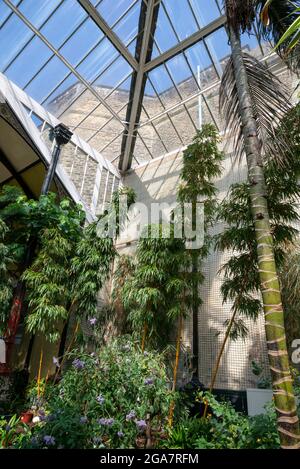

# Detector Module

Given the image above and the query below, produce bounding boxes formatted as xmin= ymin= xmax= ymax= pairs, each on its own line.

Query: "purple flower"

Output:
xmin=96 ymin=394 xmax=105 ymax=405
xmin=80 ymin=416 xmax=88 ymax=424
xmin=52 ymin=356 xmax=60 ymax=367
xmin=98 ymin=418 xmax=114 ymax=426
xmin=136 ymin=420 xmax=147 ymax=431
xmin=144 ymin=377 xmax=154 ymax=385
xmin=72 ymin=358 xmax=85 ymax=369
xmin=117 ymin=431 xmax=124 ymax=438
xmin=5 ymin=425 xmax=11 ymax=432
xmin=143 ymin=351 xmax=149 ymax=356
xmin=30 ymin=436 xmax=39 ymax=446
xmin=89 ymin=317 xmax=97 ymax=326
xmin=39 ymin=410 xmax=47 ymax=421
xmin=43 ymin=435 xmax=55 ymax=446
xmin=126 ymin=410 xmax=136 ymax=421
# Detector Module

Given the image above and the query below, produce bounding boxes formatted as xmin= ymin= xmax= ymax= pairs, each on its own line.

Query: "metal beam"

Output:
xmin=0 ymin=149 xmax=35 ymax=198
xmin=119 ymin=0 xmax=160 ymax=172
xmin=144 ymin=14 xmax=227 ymax=72
xmin=4 ymin=0 xmax=126 ymax=127
xmin=77 ymin=0 xmax=139 ymax=71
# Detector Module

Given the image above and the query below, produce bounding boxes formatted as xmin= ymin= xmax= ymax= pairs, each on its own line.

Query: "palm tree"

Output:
xmin=256 ymin=0 xmax=300 ymax=71
xmin=223 ymin=0 xmax=300 ymax=449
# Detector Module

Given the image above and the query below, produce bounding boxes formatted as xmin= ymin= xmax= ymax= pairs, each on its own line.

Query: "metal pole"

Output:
xmin=197 ymin=65 xmax=203 ymax=130
xmin=41 ymin=123 xmax=73 ymax=195
xmin=40 ymin=143 xmax=61 ymax=195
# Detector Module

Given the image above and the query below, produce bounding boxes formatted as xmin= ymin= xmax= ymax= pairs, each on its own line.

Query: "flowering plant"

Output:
xmin=13 ymin=338 xmax=175 ymax=449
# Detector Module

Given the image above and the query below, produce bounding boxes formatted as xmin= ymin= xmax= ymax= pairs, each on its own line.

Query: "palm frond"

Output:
xmin=219 ymin=52 xmax=291 ymax=165
xmin=256 ymin=0 xmax=300 ymax=72
xmin=224 ymin=0 xmax=256 ymax=33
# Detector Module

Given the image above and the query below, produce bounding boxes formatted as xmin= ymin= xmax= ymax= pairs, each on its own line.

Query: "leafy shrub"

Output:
xmin=11 ymin=338 xmax=175 ymax=449
xmin=166 ymin=392 xmax=284 ymax=449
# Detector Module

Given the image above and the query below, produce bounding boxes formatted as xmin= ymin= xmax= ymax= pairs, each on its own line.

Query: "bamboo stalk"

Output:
xmin=141 ymin=322 xmax=148 ymax=353
xmin=203 ymin=309 xmax=237 ymax=418
xmin=54 ymin=321 xmax=80 ymax=383
xmin=168 ymin=314 xmax=183 ymax=427
xmin=37 ymin=348 xmax=43 ymax=398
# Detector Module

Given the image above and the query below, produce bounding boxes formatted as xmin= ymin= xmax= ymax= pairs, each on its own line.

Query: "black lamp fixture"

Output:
xmin=41 ymin=123 xmax=73 ymax=195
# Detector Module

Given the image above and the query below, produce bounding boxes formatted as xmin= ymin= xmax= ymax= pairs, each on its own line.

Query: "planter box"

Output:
xmin=246 ymin=388 xmax=273 ymax=416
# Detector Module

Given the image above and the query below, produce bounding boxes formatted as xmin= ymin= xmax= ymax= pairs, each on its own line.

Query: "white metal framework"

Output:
xmin=0 ymin=0 xmax=285 ymax=172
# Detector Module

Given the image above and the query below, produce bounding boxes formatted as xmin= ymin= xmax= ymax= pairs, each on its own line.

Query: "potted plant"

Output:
xmin=246 ymin=361 xmax=273 ymax=416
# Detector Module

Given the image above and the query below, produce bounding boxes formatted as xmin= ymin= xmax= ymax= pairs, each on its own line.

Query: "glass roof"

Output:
xmin=0 ymin=0 xmax=276 ymax=171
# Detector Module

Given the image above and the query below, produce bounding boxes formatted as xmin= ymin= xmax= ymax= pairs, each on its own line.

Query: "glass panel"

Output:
xmin=142 ymin=79 xmax=166 ymax=118
xmin=88 ymin=118 xmax=124 ymax=152
xmin=93 ymin=55 xmax=132 ymax=92
xmin=25 ymin=56 xmax=70 ymax=102
xmin=162 ymin=0 xmax=198 ymax=40
xmin=60 ymin=19 xmax=104 ymax=66
xmin=147 ymin=64 xmax=181 ymax=107
xmin=43 ymin=75 xmax=83 ymax=115
xmin=0 ymin=1 xmax=13 ymax=27
xmin=0 ymin=14 xmax=32 ymax=70
xmin=113 ymin=0 xmax=140 ymax=45
xmin=133 ymin=133 xmax=152 ymax=163
xmin=100 ymin=134 xmax=124 ymax=162
xmin=59 ymin=89 xmax=107 ymax=132
xmin=205 ymin=27 xmax=231 ymax=72
xmin=41 ymin=0 xmax=88 ymax=49
xmin=185 ymin=41 xmax=219 ymax=88
xmin=138 ymin=124 xmax=166 ymax=159
xmin=152 ymin=116 xmax=182 ymax=154
xmin=103 ymin=74 xmax=133 ymax=119
xmin=30 ymin=112 xmax=44 ymax=129
xmin=152 ymin=6 xmax=177 ymax=57
xmin=169 ymin=105 xmax=197 ymax=145
xmin=127 ymin=37 xmax=137 ymax=55
xmin=240 ymin=29 xmax=262 ymax=58
xmin=76 ymin=38 xmax=119 ymax=83
xmin=18 ymin=0 xmax=61 ymax=28
xmin=165 ymin=53 xmax=199 ymax=100
xmin=5 ymin=36 xmax=52 ymax=88
xmin=189 ymin=0 xmax=221 ymax=27
xmin=96 ymin=0 xmax=136 ymax=27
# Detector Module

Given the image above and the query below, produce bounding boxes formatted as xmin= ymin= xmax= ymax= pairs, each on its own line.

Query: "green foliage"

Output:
xmin=122 ymin=224 xmax=190 ymax=347
xmin=2 ymin=186 xmax=135 ymax=342
xmin=280 ymin=241 xmax=300 ymax=350
xmin=111 ymin=255 xmax=136 ymax=335
xmin=0 ymin=219 xmax=14 ymax=332
xmin=0 ymin=414 xmax=30 ymax=449
xmin=166 ymin=392 xmax=283 ymax=449
xmin=71 ymin=221 xmax=116 ymax=322
xmin=111 ymin=186 xmax=136 ymax=237
xmin=178 ymin=124 xmax=223 ymax=318
xmin=10 ymin=338 xmax=175 ymax=449
xmin=22 ymin=228 xmax=76 ymax=342
xmin=178 ymin=124 xmax=223 ymax=241
xmin=216 ymin=104 xmax=300 ymax=339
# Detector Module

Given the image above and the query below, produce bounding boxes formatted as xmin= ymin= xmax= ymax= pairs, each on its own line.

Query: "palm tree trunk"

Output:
xmin=229 ymin=26 xmax=300 ymax=449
